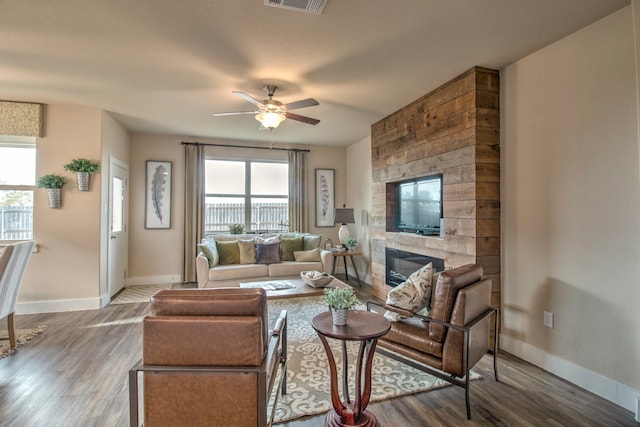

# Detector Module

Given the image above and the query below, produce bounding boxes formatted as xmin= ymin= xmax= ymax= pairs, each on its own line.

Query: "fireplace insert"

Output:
xmin=385 ymin=248 xmax=444 ymax=287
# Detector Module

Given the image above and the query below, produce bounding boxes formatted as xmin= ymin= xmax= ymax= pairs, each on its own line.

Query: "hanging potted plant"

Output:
xmin=323 ymin=287 xmax=359 ymax=326
xmin=63 ymin=158 xmax=99 ymax=191
xmin=37 ymin=174 xmax=66 ymax=208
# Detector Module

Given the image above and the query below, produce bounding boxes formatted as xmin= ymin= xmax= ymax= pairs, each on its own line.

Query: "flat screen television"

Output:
xmin=396 ymin=174 xmax=442 ymax=235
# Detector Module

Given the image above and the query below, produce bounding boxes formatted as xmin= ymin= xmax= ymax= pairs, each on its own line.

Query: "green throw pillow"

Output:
xmin=197 ymin=240 xmax=218 ymax=267
xmin=293 ymin=248 xmax=321 ymax=262
xmin=216 ymin=240 xmax=240 ymax=265
xmin=303 ymin=234 xmax=322 ymax=251
xmin=280 ymin=236 xmax=304 ymax=261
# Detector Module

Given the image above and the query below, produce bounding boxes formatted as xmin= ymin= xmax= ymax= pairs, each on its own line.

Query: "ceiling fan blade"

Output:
xmin=211 ymin=111 xmax=257 ymax=116
xmin=285 ymin=112 xmax=320 ymax=125
xmin=233 ymin=91 xmax=266 ymax=108
xmin=284 ymin=98 xmax=319 ymax=111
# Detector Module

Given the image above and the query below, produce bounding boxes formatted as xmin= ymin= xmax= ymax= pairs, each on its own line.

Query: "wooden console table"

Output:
xmin=311 ymin=311 xmax=391 ymax=427
xmin=331 ymin=250 xmax=362 ymax=286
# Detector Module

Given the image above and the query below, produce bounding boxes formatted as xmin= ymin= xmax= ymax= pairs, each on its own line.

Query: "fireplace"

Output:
xmin=385 ymin=248 xmax=444 ymax=287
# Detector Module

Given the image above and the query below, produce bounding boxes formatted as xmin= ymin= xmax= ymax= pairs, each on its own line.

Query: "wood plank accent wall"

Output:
xmin=370 ymin=66 xmax=500 ymax=321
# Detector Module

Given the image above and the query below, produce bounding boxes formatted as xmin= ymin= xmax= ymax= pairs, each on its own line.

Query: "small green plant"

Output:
xmin=229 ymin=223 xmax=245 ymax=234
xmin=36 ymin=174 xmax=66 ymax=189
xmin=63 ymin=158 xmax=100 ymax=174
xmin=344 ymin=237 xmax=358 ymax=248
xmin=323 ymin=287 xmax=358 ymax=310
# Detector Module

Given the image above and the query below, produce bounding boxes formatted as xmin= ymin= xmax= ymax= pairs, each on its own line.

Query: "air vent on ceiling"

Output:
xmin=264 ymin=0 xmax=327 ymax=15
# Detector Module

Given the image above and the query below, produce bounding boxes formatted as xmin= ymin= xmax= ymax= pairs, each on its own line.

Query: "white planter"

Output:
xmin=47 ymin=188 xmax=62 ymax=208
xmin=331 ymin=308 xmax=348 ymax=326
xmin=76 ymin=172 xmax=90 ymax=191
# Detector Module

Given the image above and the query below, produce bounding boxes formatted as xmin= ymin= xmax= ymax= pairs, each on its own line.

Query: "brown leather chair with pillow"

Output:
xmin=367 ymin=263 xmax=498 ymax=420
xmin=129 ymin=288 xmax=287 ymax=427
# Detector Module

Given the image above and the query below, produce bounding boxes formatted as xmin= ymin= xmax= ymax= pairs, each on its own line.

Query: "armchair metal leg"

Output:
xmin=128 ymin=362 xmax=141 ymax=427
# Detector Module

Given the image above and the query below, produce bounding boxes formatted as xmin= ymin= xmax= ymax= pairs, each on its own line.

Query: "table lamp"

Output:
xmin=334 ymin=205 xmax=355 ymax=245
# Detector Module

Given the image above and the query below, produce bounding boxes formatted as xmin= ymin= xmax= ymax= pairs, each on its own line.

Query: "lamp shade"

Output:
xmin=255 ymin=112 xmax=285 ymax=129
xmin=334 ymin=208 xmax=355 ymax=225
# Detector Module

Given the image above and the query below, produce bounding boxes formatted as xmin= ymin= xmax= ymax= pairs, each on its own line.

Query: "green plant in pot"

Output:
xmin=229 ymin=223 xmax=245 ymax=234
xmin=63 ymin=158 xmax=99 ymax=191
xmin=37 ymin=174 xmax=66 ymax=208
xmin=324 ymin=287 xmax=359 ymax=326
xmin=344 ymin=237 xmax=358 ymax=251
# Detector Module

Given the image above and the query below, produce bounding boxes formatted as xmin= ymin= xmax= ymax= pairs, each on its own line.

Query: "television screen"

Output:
xmin=396 ymin=174 xmax=442 ymax=234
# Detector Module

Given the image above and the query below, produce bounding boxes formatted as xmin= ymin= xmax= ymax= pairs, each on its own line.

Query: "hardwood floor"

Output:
xmin=0 ymin=282 xmax=636 ymax=426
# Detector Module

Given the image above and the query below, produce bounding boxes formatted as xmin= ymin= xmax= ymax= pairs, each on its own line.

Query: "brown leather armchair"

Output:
xmin=129 ymin=288 xmax=287 ymax=427
xmin=367 ymin=263 xmax=498 ymax=420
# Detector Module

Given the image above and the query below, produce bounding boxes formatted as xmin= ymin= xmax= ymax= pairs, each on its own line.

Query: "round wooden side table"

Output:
xmin=311 ymin=310 xmax=391 ymax=427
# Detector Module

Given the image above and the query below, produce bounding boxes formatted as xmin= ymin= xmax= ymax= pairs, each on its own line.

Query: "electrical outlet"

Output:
xmin=544 ymin=311 xmax=554 ymax=328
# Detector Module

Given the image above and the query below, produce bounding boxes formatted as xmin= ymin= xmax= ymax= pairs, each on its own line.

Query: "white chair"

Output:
xmin=0 ymin=241 xmax=36 ymax=350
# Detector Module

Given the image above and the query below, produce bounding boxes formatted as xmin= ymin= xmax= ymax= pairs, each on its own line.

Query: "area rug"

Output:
xmin=109 ymin=284 xmax=172 ymax=304
xmin=0 ymin=325 xmax=47 ymax=360
xmin=268 ymin=296 xmax=479 ymax=424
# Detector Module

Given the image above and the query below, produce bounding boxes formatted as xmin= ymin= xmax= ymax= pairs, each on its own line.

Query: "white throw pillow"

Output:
xmin=384 ymin=262 xmax=434 ymax=322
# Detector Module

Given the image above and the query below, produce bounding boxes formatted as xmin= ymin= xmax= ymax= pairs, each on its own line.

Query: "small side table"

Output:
xmin=311 ymin=311 xmax=391 ymax=427
xmin=331 ymin=250 xmax=362 ymax=286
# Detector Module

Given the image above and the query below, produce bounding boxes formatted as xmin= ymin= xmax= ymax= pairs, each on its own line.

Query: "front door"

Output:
xmin=108 ymin=158 xmax=129 ymax=298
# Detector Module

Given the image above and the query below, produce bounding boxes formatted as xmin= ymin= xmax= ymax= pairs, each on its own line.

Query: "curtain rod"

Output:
xmin=181 ymin=141 xmax=310 ymax=153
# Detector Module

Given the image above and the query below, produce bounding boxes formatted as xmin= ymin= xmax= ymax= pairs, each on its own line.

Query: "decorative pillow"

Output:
xmin=280 ymin=236 xmax=304 ymax=261
xmin=238 ymin=239 xmax=256 ymax=264
xmin=255 ymin=242 xmax=281 ymax=264
xmin=197 ymin=240 xmax=218 ymax=267
xmin=255 ymin=234 xmax=280 ymax=244
xmin=216 ymin=240 xmax=240 ymax=265
xmin=293 ymin=248 xmax=321 ymax=262
xmin=303 ymin=234 xmax=322 ymax=251
xmin=384 ymin=262 xmax=434 ymax=322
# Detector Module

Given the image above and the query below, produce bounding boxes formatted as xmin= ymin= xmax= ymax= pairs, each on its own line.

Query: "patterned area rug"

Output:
xmin=268 ymin=296 xmax=479 ymax=424
xmin=109 ymin=284 xmax=172 ymax=304
xmin=0 ymin=325 xmax=47 ymax=360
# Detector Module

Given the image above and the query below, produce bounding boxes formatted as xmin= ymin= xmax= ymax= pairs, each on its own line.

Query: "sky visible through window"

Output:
xmin=0 ymin=146 xmax=36 ymax=185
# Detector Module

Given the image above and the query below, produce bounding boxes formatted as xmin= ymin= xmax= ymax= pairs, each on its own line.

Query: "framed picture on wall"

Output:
xmin=315 ymin=168 xmax=335 ymax=227
xmin=145 ymin=160 xmax=172 ymax=229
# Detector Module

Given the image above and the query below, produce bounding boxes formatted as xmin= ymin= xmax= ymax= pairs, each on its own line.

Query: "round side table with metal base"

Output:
xmin=311 ymin=310 xmax=391 ymax=427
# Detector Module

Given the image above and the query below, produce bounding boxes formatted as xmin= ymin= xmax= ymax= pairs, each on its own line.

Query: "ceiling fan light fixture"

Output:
xmin=255 ymin=111 xmax=286 ymax=129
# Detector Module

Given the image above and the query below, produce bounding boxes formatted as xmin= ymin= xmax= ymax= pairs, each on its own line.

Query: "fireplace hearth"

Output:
xmin=385 ymin=248 xmax=444 ymax=287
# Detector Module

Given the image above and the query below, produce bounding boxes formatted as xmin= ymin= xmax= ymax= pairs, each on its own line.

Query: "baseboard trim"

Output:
xmin=16 ymin=297 xmax=102 ymax=314
xmin=501 ymin=334 xmax=640 ymax=419
xmin=125 ymin=275 xmax=181 ymax=286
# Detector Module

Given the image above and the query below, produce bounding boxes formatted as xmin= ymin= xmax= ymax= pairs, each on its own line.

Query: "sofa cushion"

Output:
xmin=255 ymin=242 xmax=281 ymax=264
xmin=280 ymin=236 xmax=304 ymax=261
xmin=255 ymin=234 xmax=280 ymax=244
xmin=238 ymin=239 xmax=256 ymax=264
xmin=216 ymin=240 xmax=240 ymax=265
xmin=268 ymin=261 xmax=322 ymax=277
xmin=293 ymin=248 xmax=321 ymax=262
xmin=384 ymin=263 xmax=433 ymax=322
xmin=302 ymin=234 xmax=322 ymax=250
xmin=208 ymin=263 xmax=269 ymax=281
xmin=197 ymin=240 xmax=219 ymax=267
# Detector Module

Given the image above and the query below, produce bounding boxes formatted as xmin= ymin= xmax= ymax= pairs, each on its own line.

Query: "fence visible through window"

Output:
xmin=205 ymin=201 xmax=289 ymax=233
xmin=0 ymin=206 xmax=33 ymax=240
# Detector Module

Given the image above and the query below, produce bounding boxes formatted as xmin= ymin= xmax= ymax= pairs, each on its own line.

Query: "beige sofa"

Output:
xmin=196 ymin=233 xmax=333 ymax=288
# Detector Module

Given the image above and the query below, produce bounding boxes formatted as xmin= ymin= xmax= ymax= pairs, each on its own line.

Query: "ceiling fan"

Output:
xmin=212 ymin=85 xmax=320 ymax=130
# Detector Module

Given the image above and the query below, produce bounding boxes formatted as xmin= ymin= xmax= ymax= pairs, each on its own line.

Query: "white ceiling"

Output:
xmin=0 ymin=0 xmax=629 ymax=147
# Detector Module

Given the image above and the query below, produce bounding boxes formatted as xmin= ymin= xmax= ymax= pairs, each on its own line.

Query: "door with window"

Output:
xmin=108 ymin=158 xmax=129 ymax=297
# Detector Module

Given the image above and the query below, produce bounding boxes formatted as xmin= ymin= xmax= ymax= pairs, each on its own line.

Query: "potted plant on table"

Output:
xmin=324 ymin=287 xmax=359 ymax=326
xmin=63 ymin=158 xmax=99 ymax=191
xmin=37 ymin=174 xmax=66 ymax=208
xmin=344 ymin=237 xmax=358 ymax=251
xmin=229 ymin=223 xmax=245 ymax=234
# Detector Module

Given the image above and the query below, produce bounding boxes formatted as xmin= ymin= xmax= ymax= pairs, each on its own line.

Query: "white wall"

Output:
xmin=502 ymin=5 xmax=640 ymax=414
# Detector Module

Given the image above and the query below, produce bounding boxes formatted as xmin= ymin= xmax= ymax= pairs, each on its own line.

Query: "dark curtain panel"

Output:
xmin=182 ymin=143 xmax=205 ymax=282
xmin=288 ymin=150 xmax=307 ymax=232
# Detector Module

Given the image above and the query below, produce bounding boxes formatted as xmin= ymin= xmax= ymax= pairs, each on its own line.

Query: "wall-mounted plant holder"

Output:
xmin=47 ymin=188 xmax=62 ymax=208
xmin=63 ymin=158 xmax=99 ymax=192
xmin=36 ymin=174 xmax=66 ymax=209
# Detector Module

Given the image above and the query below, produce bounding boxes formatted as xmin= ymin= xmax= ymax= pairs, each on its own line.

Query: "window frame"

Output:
xmin=204 ymin=158 xmax=289 ymax=233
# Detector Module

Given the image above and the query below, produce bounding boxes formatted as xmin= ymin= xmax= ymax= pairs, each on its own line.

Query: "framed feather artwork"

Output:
xmin=145 ymin=160 xmax=172 ymax=229
xmin=315 ymin=168 xmax=335 ymax=227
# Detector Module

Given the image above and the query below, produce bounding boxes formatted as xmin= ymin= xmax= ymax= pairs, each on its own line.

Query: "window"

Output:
xmin=205 ymin=159 xmax=289 ymax=233
xmin=0 ymin=136 xmax=36 ymax=241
